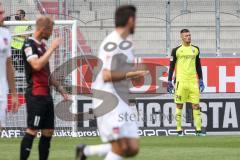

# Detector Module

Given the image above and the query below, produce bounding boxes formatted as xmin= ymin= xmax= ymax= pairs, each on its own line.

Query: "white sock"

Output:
xmin=83 ymin=143 xmax=111 ymax=157
xmin=104 ymin=151 xmax=123 ymax=160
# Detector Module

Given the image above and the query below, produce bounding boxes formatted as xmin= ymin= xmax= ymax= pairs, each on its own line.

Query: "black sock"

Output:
xmin=39 ymin=135 xmax=52 ymax=160
xmin=20 ymin=133 xmax=35 ymax=160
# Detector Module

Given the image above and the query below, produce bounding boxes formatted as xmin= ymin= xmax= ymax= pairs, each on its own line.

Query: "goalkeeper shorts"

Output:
xmin=174 ymin=80 xmax=200 ymax=104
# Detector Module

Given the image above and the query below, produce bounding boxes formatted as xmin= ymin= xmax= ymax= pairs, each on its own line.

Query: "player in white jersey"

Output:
xmin=0 ymin=2 xmax=18 ymax=129
xmin=76 ymin=5 xmax=148 ymax=160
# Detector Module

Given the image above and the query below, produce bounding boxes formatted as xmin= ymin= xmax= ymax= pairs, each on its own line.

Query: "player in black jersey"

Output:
xmin=20 ymin=16 xmax=69 ymax=160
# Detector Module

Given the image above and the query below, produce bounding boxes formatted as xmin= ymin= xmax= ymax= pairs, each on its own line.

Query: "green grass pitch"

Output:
xmin=1 ymin=136 xmax=240 ymax=160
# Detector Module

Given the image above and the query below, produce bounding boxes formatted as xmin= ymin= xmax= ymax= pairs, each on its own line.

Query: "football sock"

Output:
xmin=176 ymin=107 xmax=182 ymax=131
xmin=193 ymin=108 xmax=202 ymax=131
xmin=39 ymin=135 xmax=52 ymax=160
xmin=84 ymin=143 xmax=111 ymax=157
xmin=20 ymin=133 xmax=35 ymax=160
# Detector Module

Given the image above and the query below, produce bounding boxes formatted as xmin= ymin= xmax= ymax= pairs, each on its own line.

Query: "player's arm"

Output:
xmin=101 ymin=49 xmax=148 ymax=82
xmin=6 ymin=57 xmax=18 ymax=112
xmin=6 ymin=32 xmax=18 ymax=112
xmin=103 ymin=69 xmax=148 ymax=82
xmin=196 ymin=47 xmax=204 ymax=92
xmin=195 ymin=49 xmax=203 ymax=80
xmin=49 ymin=76 xmax=66 ymax=93
xmin=27 ymin=38 xmax=62 ymax=71
xmin=49 ymin=76 xmax=69 ymax=101
xmin=6 ymin=57 xmax=17 ymax=96
xmin=168 ymin=48 xmax=177 ymax=81
xmin=167 ymin=48 xmax=177 ymax=93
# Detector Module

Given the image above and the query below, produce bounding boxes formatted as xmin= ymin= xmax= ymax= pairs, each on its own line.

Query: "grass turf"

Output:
xmin=0 ymin=136 xmax=240 ymax=160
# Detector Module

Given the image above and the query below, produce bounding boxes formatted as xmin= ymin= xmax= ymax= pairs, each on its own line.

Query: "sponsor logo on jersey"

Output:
xmin=113 ymin=127 xmax=120 ymax=134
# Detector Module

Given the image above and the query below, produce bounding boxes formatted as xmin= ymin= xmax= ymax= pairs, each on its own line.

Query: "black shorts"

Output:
xmin=25 ymin=93 xmax=54 ymax=130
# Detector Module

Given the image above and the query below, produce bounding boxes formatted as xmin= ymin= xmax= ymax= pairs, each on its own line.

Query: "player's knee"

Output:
xmin=41 ymin=129 xmax=54 ymax=137
xmin=112 ymin=140 xmax=128 ymax=156
xmin=117 ymin=143 xmax=128 ymax=156
xmin=192 ymin=104 xmax=200 ymax=110
xmin=125 ymin=145 xmax=139 ymax=157
xmin=176 ymin=104 xmax=183 ymax=109
xmin=123 ymin=139 xmax=139 ymax=157
xmin=26 ymin=128 xmax=38 ymax=136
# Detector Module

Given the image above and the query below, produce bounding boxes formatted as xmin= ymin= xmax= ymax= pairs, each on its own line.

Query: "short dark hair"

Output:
xmin=18 ymin=9 xmax=25 ymax=17
xmin=115 ymin=5 xmax=136 ymax=27
xmin=180 ymin=29 xmax=190 ymax=34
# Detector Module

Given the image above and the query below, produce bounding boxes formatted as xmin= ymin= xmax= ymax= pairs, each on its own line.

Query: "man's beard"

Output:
xmin=130 ymin=27 xmax=135 ymax=34
xmin=42 ymin=36 xmax=50 ymax=40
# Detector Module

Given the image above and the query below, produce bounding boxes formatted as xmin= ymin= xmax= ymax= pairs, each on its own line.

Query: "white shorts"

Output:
xmin=96 ymin=99 xmax=139 ymax=143
xmin=0 ymin=99 xmax=7 ymax=127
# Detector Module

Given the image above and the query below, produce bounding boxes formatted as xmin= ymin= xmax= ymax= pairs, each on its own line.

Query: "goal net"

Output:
xmin=4 ymin=20 xmax=78 ymax=137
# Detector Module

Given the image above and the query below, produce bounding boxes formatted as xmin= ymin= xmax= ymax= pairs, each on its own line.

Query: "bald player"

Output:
xmin=20 ymin=16 xmax=69 ymax=160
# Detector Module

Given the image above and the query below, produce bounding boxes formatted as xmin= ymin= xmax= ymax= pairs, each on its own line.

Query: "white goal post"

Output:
xmin=4 ymin=20 xmax=78 ymax=136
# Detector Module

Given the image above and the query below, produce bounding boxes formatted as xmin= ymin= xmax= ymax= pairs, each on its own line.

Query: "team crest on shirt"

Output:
xmin=24 ymin=47 xmax=33 ymax=57
xmin=192 ymin=48 xmax=195 ymax=53
xmin=112 ymin=127 xmax=120 ymax=134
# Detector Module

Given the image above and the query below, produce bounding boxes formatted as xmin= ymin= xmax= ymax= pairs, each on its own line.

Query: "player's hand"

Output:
xmin=167 ymin=81 xmax=174 ymax=94
xmin=57 ymin=86 xmax=71 ymax=101
xmin=126 ymin=70 xmax=149 ymax=79
xmin=51 ymin=38 xmax=63 ymax=50
xmin=11 ymin=93 xmax=19 ymax=113
xmin=199 ymin=79 xmax=205 ymax=92
xmin=61 ymin=93 xmax=71 ymax=101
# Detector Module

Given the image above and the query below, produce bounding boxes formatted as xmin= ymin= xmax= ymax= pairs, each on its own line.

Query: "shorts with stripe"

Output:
xmin=25 ymin=93 xmax=54 ymax=129
xmin=174 ymin=80 xmax=200 ymax=104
